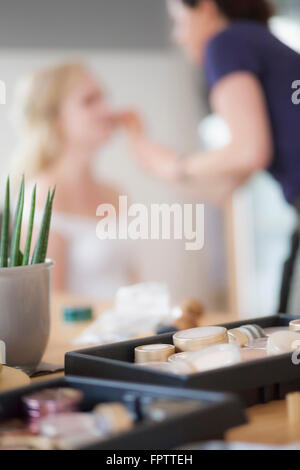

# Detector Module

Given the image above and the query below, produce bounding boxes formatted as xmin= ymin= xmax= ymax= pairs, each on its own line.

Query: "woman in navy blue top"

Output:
xmin=121 ymin=0 xmax=300 ymax=313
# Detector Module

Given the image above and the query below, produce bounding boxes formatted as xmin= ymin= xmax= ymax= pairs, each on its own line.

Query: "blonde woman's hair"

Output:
xmin=11 ymin=62 xmax=87 ymax=179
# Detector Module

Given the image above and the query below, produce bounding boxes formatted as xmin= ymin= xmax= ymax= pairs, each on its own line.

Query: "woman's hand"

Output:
xmin=131 ymin=139 xmax=182 ymax=183
xmin=114 ymin=110 xmax=181 ymax=182
xmin=113 ymin=110 xmax=145 ymax=137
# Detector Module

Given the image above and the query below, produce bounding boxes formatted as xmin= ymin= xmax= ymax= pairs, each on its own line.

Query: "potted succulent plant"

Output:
xmin=0 ymin=176 xmax=55 ymax=374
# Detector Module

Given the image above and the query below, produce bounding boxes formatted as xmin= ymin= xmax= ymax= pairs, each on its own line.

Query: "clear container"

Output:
xmin=244 ymin=338 xmax=268 ymax=350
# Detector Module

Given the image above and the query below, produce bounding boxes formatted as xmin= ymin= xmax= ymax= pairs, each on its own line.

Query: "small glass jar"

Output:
xmin=173 ymin=326 xmax=228 ymax=353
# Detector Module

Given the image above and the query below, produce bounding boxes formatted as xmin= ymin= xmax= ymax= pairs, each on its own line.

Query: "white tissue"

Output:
xmin=74 ymin=283 xmax=172 ymax=346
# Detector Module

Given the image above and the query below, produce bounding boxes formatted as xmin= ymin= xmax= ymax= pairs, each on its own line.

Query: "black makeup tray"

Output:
xmin=65 ymin=314 xmax=300 ymax=406
xmin=0 ymin=376 xmax=245 ymax=450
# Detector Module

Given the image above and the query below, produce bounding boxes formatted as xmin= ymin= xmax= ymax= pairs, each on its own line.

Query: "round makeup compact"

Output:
xmin=267 ymin=331 xmax=300 ymax=356
xmin=185 ymin=343 xmax=241 ymax=373
xmin=134 ymin=344 xmax=175 ymax=363
xmin=173 ymin=326 xmax=228 ymax=352
xmin=289 ymin=320 xmax=300 ymax=332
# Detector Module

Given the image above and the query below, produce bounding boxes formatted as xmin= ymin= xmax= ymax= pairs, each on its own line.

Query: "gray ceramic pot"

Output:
xmin=0 ymin=260 xmax=54 ymax=374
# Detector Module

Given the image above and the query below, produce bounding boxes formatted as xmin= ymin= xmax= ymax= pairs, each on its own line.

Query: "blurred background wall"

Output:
xmin=0 ymin=0 xmax=298 ymax=313
xmin=0 ymin=0 xmax=226 ymax=308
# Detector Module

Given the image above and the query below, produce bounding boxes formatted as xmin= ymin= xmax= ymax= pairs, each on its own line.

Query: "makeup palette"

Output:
xmin=66 ymin=314 xmax=300 ymax=406
xmin=131 ymin=321 xmax=300 ymax=375
xmin=0 ymin=377 xmax=246 ymax=450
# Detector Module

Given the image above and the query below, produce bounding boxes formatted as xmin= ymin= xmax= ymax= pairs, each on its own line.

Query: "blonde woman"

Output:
xmin=12 ymin=62 xmax=137 ymax=299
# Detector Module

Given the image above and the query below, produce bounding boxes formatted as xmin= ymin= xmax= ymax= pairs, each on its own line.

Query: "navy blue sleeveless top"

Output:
xmin=204 ymin=20 xmax=300 ymax=204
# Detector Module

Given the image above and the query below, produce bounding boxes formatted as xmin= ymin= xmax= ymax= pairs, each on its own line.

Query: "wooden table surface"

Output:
xmin=35 ymin=293 xmax=299 ymax=447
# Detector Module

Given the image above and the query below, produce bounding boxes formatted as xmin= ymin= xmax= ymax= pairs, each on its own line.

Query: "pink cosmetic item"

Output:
xmin=184 ymin=343 xmax=242 ymax=373
xmin=241 ymin=348 xmax=268 ymax=362
xmin=264 ymin=327 xmax=290 ymax=335
xmin=39 ymin=413 xmax=98 ymax=439
xmin=22 ymin=388 xmax=84 ymax=433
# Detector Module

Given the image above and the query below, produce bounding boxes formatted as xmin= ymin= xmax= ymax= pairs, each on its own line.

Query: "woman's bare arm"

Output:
xmin=124 ymin=72 xmax=273 ymax=204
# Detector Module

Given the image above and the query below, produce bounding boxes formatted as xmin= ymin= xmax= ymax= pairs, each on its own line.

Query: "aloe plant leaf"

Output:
xmin=11 ymin=176 xmax=24 ymax=235
xmin=41 ymin=186 xmax=56 ymax=262
xmin=10 ymin=176 xmax=25 ymax=267
xmin=31 ymin=190 xmax=49 ymax=264
xmin=0 ymin=177 xmax=10 ymax=268
xmin=22 ymin=185 xmax=36 ymax=266
xmin=39 ymin=187 xmax=55 ymax=263
xmin=32 ymin=187 xmax=55 ymax=265
xmin=18 ymin=250 xmax=24 ymax=266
